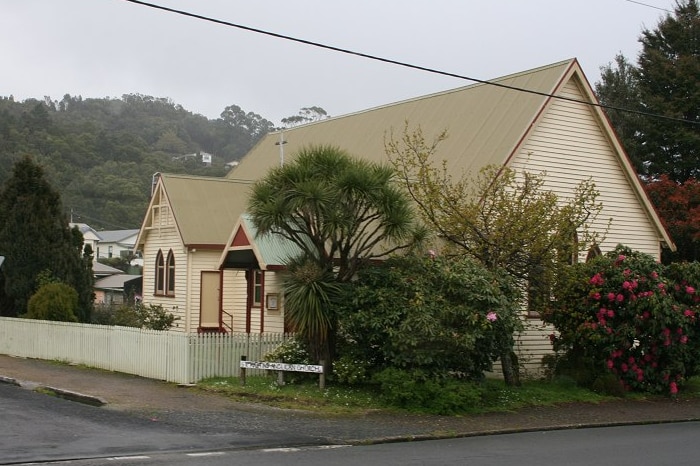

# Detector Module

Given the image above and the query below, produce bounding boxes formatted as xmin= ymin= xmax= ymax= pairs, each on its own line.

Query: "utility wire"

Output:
xmin=70 ymin=210 xmax=133 ymax=230
xmin=121 ymin=0 xmax=697 ymax=126
xmin=624 ymin=0 xmax=673 ymax=13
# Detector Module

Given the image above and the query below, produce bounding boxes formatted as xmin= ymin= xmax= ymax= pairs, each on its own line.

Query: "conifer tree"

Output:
xmin=0 ymin=155 xmax=93 ymax=319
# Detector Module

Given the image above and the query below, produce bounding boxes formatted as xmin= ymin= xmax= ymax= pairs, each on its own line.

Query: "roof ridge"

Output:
xmin=266 ymin=58 xmax=576 ymax=135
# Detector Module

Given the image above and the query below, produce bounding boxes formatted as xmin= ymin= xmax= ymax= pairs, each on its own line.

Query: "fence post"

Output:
xmin=276 ymin=359 xmax=285 ymax=386
xmin=319 ymin=359 xmax=325 ymax=390
xmin=240 ymin=355 xmax=247 ymax=386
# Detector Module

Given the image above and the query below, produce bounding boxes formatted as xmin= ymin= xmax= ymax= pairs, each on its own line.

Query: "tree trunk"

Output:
xmin=500 ymin=349 xmax=521 ymax=386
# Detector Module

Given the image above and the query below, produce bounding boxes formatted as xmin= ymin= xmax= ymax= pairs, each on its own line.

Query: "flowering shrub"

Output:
xmin=544 ymin=245 xmax=700 ymax=395
xmin=264 ymin=336 xmax=312 ymax=365
xmin=336 ymin=254 xmax=521 ymax=381
xmin=332 ymin=354 xmax=369 ymax=385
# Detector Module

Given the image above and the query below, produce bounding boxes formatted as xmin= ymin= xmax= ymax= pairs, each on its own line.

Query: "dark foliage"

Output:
xmin=0 ymin=94 xmax=274 ymax=229
xmin=0 ymin=156 xmax=94 ymax=319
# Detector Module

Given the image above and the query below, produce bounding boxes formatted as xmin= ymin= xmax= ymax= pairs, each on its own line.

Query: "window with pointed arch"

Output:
xmin=155 ymin=249 xmax=176 ymax=296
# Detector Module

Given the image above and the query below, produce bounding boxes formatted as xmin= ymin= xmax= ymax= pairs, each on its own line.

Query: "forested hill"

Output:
xmin=0 ymin=94 xmax=275 ymax=230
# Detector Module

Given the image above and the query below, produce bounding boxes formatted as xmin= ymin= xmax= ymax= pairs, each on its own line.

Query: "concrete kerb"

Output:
xmin=0 ymin=374 xmax=107 ymax=407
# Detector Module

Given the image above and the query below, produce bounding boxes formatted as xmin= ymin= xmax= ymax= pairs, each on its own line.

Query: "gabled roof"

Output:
xmin=219 ymin=214 xmax=304 ymax=270
xmin=97 ymin=229 xmax=139 ymax=244
xmin=229 ymin=59 xmax=572 ymax=181
xmin=93 ymin=261 xmax=124 ymax=276
xmin=94 ymin=274 xmax=142 ymax=290
xmin=228 ymin=58 xmax=672 ymax=250
xmin=136 ymin=174 xmax=251 ymax=249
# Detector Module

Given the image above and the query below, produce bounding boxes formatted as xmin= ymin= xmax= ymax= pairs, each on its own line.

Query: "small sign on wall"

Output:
xmin=266 ymin=293 xmax=279 ymax=310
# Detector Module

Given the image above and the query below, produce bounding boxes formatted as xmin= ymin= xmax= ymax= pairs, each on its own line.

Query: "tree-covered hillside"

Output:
xmin=0 ymin=94 xmax=274 ymax=230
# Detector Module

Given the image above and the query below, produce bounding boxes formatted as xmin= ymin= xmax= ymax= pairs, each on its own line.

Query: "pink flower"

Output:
xmin=607 ymin=292 xmax=616 ymax=302
xmin=591 ymin=292 xmax=601 ymax=301
xmin=650 ymin=271 xmax=659 ymax=279
xmin=486 ymin=312 xmax=498 ymax=322
xmin=681 ymin=335 xmax=688 ymax=344
xmin=662 ymin=328 xmax=671 ymax=336
xmin=687 ymin=286 xmax=696 ymax=295
xmin=621 ymin=363 xmax=629 ymax=372
xmin=607 ymin=309 xmax=615 ymax=318
xmin=670 ymin=382 xmax=678 ymax=395
xmin=684 ymin=309 xmax=695 ymax=318
xmin=589 ymin=273 xmax=605 ymax=286
xmin=607 ymin=360 xmax=614 ymax=369
xmin=616 ymin=294 xmax=625 ymax=303
xmin=623 ymin=268 xmax=632 ymax=277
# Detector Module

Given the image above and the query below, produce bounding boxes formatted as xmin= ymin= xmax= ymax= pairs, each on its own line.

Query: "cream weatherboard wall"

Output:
xmin=221 ymin=269 xmax=247 ymax=332
xmin=140 ymin=205 xmax=189 ymax=331
xmin=506 ymin=73 xmax=665 ymax=374
xmin=511 ymin=75 xmax=662 ymax=259
xmin=220 ymin=270 xmax=286 ymax=334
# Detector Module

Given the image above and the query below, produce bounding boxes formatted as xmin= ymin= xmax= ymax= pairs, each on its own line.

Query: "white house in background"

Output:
xmin=69 ymin=223 xmax=100 ymax=255
xmin=95 ymin=229 xmax=140 ymax=264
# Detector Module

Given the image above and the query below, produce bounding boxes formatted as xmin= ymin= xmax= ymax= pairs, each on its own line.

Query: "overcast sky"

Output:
xmin=1 ymin=0 xmax=673 ymax=126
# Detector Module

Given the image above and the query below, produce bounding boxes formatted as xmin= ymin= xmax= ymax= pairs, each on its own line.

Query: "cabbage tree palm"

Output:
xmin=248 ymin=145 xmax=424 ymax=364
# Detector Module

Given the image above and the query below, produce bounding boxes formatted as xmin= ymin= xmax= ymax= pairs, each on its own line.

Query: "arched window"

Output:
xmin=166 ymin=250 xmax=175 ymax=296
xmin=155 ymin=250 xmax=165 ymax=295
xmin=586 ymin=244 xmax=602 ymax=262
xmin=154 ymin=249 xmax=176 ymax=296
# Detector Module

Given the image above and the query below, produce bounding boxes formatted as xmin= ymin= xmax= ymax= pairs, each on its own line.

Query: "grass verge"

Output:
xmin=196 ymin=374 xmax=668 ymax=416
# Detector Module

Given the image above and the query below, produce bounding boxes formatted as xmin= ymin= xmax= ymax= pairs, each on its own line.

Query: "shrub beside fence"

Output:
xmin=0 ymin=317 xmax=291 ymax=384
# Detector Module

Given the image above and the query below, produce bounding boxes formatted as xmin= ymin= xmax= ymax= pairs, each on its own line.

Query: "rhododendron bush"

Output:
xmin=544 ymin=246 xmax=700 ymax=395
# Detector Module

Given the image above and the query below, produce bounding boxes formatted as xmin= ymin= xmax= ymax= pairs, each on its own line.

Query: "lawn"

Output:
xmin=196 ymin=374 xmax=680 ymax=416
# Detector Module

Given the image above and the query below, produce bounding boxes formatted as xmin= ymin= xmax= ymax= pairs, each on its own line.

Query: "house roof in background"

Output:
xmin=94 ymin=274 xmax=142 ymax=290
xmin=97 ymin=229 xmax=139 ymax=243
xmin=93 ymin=262 xmax=124 ymax=276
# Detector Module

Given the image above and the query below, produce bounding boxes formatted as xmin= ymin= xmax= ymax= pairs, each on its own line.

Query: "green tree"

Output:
xmin=281 ymin=106 xmax=330 ymax=127
xmin=248 ymin=145 xmax=424 ymax=365
xmin=25 ymin=282 xmax=79 ymax=322
xmin=636 ymin=0 xmax=700 ymax=182
xmin=387 ymin=125 xmax=606 ymax=385
xmin=0 ymin=156 xmax=94 ymax=319
xmin=596 ymin=1 xmax=700 ymax=182
xmin=595 ymin=54 xmax=646 ymax=172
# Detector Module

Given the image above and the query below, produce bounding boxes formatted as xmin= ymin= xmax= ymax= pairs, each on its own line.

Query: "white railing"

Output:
xmin=0 ymin=317 xmax=291 ymax=384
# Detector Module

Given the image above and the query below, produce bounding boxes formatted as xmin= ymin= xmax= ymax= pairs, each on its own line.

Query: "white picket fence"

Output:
xmin=0 ymin=317 xmax=291 ymax=384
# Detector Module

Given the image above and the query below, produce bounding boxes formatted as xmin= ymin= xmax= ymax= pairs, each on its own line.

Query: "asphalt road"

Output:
xmin=12 ymin=422 xmax=700 ymax=465
xmin=0 ymin=383 xmax=326 ymax=464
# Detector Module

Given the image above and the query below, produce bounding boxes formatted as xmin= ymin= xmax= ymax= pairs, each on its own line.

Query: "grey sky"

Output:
xmin=1 ymin=0 xmax=672 ymax=126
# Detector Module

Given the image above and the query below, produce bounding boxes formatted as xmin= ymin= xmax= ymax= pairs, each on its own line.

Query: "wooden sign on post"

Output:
xmin=239 ymin=357 xmax=325 ymax=389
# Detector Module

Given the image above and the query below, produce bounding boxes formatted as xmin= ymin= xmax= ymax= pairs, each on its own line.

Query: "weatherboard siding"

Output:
xmin=261 ymin=271 xmax=286 ymax=334
xmin=511 ymin=77 xmax=661 ymax=260
xmin=141 ymin=225 xmax=188 ymax=332
xmin=221 ymin=269 xmax=247 ymax=332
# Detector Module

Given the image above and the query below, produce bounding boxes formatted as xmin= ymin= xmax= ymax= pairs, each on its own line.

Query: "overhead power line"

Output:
xmin=624 ymin=0 xmax=673 ymax=13
xmin=121 ymin=0 xmax=697 ymax=126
